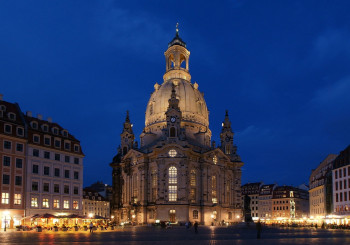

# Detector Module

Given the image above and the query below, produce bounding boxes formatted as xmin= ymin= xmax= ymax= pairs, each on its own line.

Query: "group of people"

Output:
xmin=185 ymin=221 xmax=199 ymax=233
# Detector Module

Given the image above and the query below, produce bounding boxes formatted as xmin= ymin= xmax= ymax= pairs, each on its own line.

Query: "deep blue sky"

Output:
xmin=1 ymin=0 xmax=350 ymax=187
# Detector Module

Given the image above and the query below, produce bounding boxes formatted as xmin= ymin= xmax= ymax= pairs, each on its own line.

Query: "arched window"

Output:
xmin=190 ymin=170 xmax=196 ymax=187
xmin=151 ymin=169 xmax=157 ymax=202
xmin=225 ymin=145 xmax=231 ymax=155
xmin=170 ymin=127 xmax=176 ymax=137
xmin=212 ymin=175 xmax=217 ymax=204
xmin=168 ymin=166 xmax=177 ymax=201
xmin=190 ymin=169 xmax=196 ymax=201
xmin=193 ymin=210 xmax=198 ymax=219
xmin=133 ymin=174 xmax=138 ymax=203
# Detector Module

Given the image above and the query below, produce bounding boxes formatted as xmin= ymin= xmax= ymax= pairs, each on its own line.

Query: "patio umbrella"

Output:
xmin=31 ymin=214 xmax=41 ymax=219
xmin=41 ymin=213 xmax=56 ymax=219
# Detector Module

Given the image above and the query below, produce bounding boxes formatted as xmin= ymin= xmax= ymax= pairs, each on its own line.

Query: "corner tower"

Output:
xmin=121 ymin=111 xmax=134 ymax=155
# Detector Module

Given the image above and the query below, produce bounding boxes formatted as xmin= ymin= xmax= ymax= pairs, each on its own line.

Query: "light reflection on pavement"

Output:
xmin=0 ymin=226 xmax=349 ymax=245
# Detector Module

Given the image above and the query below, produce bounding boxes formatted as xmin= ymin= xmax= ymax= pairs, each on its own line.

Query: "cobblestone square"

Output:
xmin=0 ymin=225 xmax=349 ymax=245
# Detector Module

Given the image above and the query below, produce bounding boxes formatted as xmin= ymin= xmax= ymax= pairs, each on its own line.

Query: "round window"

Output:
xmin=169 ymin=149 xmax=177 ymax=157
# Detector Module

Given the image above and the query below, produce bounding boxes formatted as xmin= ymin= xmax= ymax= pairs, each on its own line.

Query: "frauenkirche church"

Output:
xmin=110 ymin=27 xmax=244 ymax=225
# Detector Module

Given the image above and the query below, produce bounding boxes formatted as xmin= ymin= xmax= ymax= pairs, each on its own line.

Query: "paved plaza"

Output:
xmin=0 ymin=225 xmax=349 ymax=245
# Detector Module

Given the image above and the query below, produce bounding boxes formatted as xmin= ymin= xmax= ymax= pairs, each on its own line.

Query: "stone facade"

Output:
xmin=271 ymin=186 xmax=309 ymax=220
xmin=110 ymin=30 xmax=244 ymax=225
xmin=258 ymin=184 xmax=277 ymax=220
xmin=309 ymin=154 xmax=337 ymax=219
xmin=82 ymin=188 xmax=110 ymax=218
xmin=24 ymin=112 xmax=84 ymax=218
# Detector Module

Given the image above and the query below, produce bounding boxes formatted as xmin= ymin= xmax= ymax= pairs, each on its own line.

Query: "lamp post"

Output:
xmin=3 ymin=211 xmax=9 ymax=232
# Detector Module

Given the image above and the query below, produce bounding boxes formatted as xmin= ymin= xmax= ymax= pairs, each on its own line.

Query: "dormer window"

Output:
xmin=8 ymin=112 xmax=16 ymax=120
xmin=52 ymin=127 xmax=58 ymax=135
xmin=0 ymin=105 xmax=6 ymax=111
xmin=42 ymin=124 xmax=49 ymax=132
xmin=31 ymin=121 xmax=38 ymax=129
xmin=74 ymin=144 xmax=80 ymax=152
xmin=62 ymin=130 xmax=68 ymax=137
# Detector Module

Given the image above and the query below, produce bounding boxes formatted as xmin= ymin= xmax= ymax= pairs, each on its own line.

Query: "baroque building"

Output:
xmin=110 ymin=29 xmax=244 ymax=225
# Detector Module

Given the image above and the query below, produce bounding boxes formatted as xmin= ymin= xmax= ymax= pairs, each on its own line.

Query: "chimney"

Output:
xmin=37 ymin=114 xmax=43 ymax=120
xmin=26 ymin=111 xmax=32 ymax=117
xmin=47 ymin=117 xmax=52 ymax=123
xmin=0 ymin=94 xmax=3 ymax=101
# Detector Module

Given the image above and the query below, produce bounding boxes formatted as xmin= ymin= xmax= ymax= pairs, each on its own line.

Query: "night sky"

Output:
xmin=1 ymin=1 xmax=350 ymax=187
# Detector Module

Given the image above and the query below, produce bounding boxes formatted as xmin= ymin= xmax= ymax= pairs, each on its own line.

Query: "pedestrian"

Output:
xmin=89 ymin=222 xmax=94 ymax=233
xmin=194 ymin=221 xmax=198 ymax=234
xmin=185 ymin=222 xmax=189 ymax=229
xmin=256 ymin=220 xmax=262 ymax=239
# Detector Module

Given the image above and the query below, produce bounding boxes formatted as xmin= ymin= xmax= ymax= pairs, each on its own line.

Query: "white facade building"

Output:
xmin=24 ymin=113 xmax=84 ymax=219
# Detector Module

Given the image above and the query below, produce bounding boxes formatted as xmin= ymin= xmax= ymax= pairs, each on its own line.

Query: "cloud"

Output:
xmin=311 ymin=29 xmax=350 ymax=63
xmin=311 ymin=76 xmax=350 ymax=106
xmin=94 ymin=3 xmax=169 ymax=55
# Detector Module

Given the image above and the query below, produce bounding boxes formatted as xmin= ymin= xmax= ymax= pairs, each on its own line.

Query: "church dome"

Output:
xmin=145 ymin=80 xmax=209 ymax=127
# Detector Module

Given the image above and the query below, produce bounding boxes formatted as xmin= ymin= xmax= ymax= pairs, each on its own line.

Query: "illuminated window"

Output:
xmin=152 ymin=169 xmax=157 ymax=201
xmin=168 ymin=166 xmax=177 ymax=201
xmin=225 ymin=145 xmax=231 ymax=154
xmin=73 ymin=200 xmax=79 ymax=209
xmin=213 ymin=155 xmax=218 ymax=164
xmin=212 ymin=175 xmax=217 ymax=204
xmin=43 ymin=198 xmax=49 ymax=208
xmin=1 ymin=193 xmax=9 ymax=204
xmin=190 ymin=170 xmax=196 ymax=186
xmin=14 ymin=194 xmax=21 ymax=205
xmin=190 ymin=188 xmax=196 ymax=201
xmin=54 ymin=199 xmax=60 ymax=208
xmin=133 ymin=174 xmax=138 ymax=203
xmin=31 ymin=197 xmax=38 ymax=207
xmin=168 ymin=149 xmax=177 ymax=157
xmin=193 ymin=210 xmax=198 ymax=219
xmin=64 ymin=200 xmax=69 ymax=209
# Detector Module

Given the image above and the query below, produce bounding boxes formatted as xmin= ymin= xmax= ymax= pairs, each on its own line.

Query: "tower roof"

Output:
xmin=168 ymin=23 xmax=186 ymax=48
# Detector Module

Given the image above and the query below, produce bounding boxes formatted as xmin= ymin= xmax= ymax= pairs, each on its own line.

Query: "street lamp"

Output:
xmin=3 ymin=211 xmax=9 ymax=232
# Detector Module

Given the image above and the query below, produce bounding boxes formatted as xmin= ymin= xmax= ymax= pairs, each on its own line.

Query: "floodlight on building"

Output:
xmin=89 ymin=213 xmax=93 ymax=218
xmin=132 ymin=214 xmax=136 ymax=219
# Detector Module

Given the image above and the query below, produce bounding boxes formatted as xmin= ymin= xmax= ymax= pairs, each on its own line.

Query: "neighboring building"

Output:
xmin=87 ymin=181 xmax=113 ymax=202
xmin=0 ymin=95 xmax=26 ymax=228
xmin=241 ymin=182 xmax=263 ymax=221
xmin=82 ymin=188 xmax=110 ymax=218
xmin=258 ymin=184 xmax=277 ymax=220
xmin=24 ymin=112 xmax=84 ymax=218
xmin=332 ymin=145 xmax=350 ymax=218
xmin=309 ymin=154 xmax=337 ymax=219
xmin=110 ymin=29 xmax=244 ymax=225
xmin=272 ymin=186 xmax=309 ymax=220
